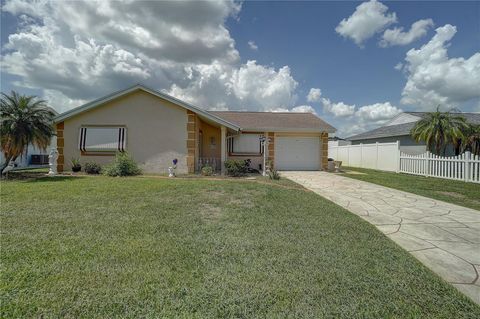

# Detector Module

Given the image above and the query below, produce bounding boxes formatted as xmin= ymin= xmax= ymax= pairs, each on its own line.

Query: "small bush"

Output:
xmin=224 ymin=159 xmax=248 ymax=177
xmin=71 ymin=158 xmax=81 ymax=172
xmin=84 ymin=162 xmax=101 ymax=174
xmin=268 ymin=168 xmax=281 ymax=180
xmin=201 ymin=165 xmax=214 ymax=176
xmin=103 ymin=152 xmax=141 ymax=177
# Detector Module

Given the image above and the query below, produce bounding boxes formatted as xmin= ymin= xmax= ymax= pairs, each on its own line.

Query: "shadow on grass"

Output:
xmin=1 ymin=171 xmax=84 ymax=183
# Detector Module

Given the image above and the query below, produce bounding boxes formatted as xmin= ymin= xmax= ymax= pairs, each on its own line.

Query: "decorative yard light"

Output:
xmin=259 ymin=136 xmax=271 ymax=176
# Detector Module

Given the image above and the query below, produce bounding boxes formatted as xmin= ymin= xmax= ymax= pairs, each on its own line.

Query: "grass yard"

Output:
xmin=1 ymin=173 xmax=479 ymax=318
xmin=341 ymin=167 xmax=480 ymax=211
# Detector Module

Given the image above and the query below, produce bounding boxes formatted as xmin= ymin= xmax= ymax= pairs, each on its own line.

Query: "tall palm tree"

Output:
xmin=410 ymin=107 xmax=470 ymax=155
xmin=1 ymin=91 xmax=56 ymax=173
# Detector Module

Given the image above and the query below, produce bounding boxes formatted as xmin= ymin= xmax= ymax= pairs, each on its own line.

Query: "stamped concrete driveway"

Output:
xmin=282 ymin=171 xmax=480 ymax=304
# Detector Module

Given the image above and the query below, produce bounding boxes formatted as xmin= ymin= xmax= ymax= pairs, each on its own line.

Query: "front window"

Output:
xmin=79 ymin=126 xmax=126 ymax=152
xmin=229 ymin=133 xmax=262 ymax=155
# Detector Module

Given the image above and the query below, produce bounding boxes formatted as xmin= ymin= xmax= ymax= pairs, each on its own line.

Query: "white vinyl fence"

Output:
xmin=399 ymin=151 xmax=480 ymax=183
xmin=328 ymin=141 xmax=400 ymax=172
xmin=328 ymin=141 xmax=480 ymax=183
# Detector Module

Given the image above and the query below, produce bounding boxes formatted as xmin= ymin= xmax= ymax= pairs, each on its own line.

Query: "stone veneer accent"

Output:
xmin=321 ymin=132 xmax=328 ymax=170
xmin=186 ymin=110 xmax=196 ymax=173
xmin=267 ymin=132 xmax=275 ymax=167
xmin=56 ymin=122 xmax=64 ymax=172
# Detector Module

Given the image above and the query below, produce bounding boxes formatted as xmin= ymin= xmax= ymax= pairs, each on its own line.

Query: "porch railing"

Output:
xmin=197 ymin=157 xmax=221 ymax=172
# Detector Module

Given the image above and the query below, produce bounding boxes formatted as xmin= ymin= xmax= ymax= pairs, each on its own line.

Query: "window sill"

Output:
xmin=229 ymin=153 xmax=263 ymax=157
xmin=80 ymin=151 xmax=116 ymax=156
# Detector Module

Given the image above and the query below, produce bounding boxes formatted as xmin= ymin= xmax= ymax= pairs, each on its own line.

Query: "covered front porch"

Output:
xmin=187 ymin=111 xmax=270 ymax=175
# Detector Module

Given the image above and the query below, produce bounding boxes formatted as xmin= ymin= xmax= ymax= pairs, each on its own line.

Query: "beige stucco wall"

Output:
xmin=63 ymin=90 xmax=188 ymax=174
xmin=198 ymin=121 xmax=221 ymax=159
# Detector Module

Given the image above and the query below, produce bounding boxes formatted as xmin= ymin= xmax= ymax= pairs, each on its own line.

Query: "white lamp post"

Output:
xmin=260 ymin=136 xmax=271 ymax=176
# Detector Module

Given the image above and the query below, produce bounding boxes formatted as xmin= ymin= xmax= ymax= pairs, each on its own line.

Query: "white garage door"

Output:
xmin=275 ymin=136 xmax=320 ymax=170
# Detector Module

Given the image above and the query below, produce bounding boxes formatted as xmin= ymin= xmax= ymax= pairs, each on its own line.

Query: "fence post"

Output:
xmin=425 ymin=152 xmax=429 ymax=177
xmin=375 ymin=142 xmax=379 ymax=170
xmin=360 ymin=143 xmax=363 ymax=168
xmin=347 ymin=146 xmax=350 ymax=166
xmin=464 ymin=151 xmax=471 ymax=182
xmin=395 ymin=140 xmax=400 ymax=173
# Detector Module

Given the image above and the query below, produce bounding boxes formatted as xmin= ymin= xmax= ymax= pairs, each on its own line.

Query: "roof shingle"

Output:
xmin=209 ymin=111 xmax=336 ymax=132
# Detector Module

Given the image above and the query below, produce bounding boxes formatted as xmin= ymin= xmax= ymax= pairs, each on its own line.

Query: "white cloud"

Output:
xmin=248 ymin=40 xmax=258 ymax=50
xmin=169 ymin=60 xmax=298 ymax=111
xmin=307 ymin=88 xmax=322 ymax=102
xmin=394 ymin=62 xmax=403 ymax=70
xmin=1 ymin=0 xmax=304 ymax=112
xmin=355 ymin=102 xmax=402 ymax=121
xmin=319 ymin=95 xmax=402 ymax=137
xmin=401 ymin=24 xmax=480 ymax=109
xmin=335 ymin=0 xmax=397 ymax=46
xmin=380 ymin=19 xmax=434 ymax=47
xmin=322 ymin=98 xmax=356 ymax=117
xmin=266 ymin=105 xmax=317 ymax=114
xmin=292 ymin=105 xmax=317 ymax=114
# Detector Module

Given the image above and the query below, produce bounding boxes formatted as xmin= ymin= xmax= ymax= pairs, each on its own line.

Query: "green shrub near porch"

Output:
xmin=224 ymin=159 xmax=248 ymax=177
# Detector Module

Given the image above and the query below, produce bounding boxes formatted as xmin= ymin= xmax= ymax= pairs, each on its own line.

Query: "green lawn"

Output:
xmin=341 ymin=167 xmax=480 ymax=211
xmin=1 ymin=174 xmax=479 ymax=318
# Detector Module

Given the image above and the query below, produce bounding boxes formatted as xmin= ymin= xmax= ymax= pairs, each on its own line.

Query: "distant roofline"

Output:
xmin=404 ymin=111 xmax=480 ymax=115
xmin=210 ymin=110 xmax=316 ymax=114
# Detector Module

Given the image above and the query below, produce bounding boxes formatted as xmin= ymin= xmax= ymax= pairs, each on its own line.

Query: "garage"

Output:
xmin=275 ymin=136 xmax=320 ymax=170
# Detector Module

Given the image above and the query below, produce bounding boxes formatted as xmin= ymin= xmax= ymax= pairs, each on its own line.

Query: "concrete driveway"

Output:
xmin=282 ymin=171 xmax=480 ymax=304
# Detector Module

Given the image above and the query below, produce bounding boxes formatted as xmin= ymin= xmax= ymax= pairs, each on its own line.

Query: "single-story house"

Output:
xmin=54 ymin=84 xmax=336 ymax=174
xmin=347 ymin=111 xmax=480 ymax=155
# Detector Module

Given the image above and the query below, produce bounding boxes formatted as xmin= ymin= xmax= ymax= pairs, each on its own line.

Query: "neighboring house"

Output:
xmin=328 ymin=136 xmax=351 ymax=148
xmin=0 ymin=144 xmax=51 ymax=168
xmin=54 ymin=84 xmax=336 ymax=174
xmin=347 ymin=112 xmax=480 ymax=155
xmin=0 ymin=107 xmax=58 ymax=169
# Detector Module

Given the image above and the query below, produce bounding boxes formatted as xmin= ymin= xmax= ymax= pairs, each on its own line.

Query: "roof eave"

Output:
xmin=54 ymin=84 xmax=241 ymax=131
xmin=241 ymin=127 xmax=336 ymax=133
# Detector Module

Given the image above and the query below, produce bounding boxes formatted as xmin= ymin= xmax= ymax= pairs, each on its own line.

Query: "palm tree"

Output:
xmin=410 ymin=107 xmax=470 ymax=155
xmin=461 ymin=124 xmax=480 ymax=156
xmin=1 ymin=91 xmax=56 ymax=173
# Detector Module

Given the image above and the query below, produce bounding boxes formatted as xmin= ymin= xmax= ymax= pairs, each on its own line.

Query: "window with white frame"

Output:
xmin=79 ymin=127 xmax=126 ymax=152
xmin=230 ymin=134 xmax=262 ymax=154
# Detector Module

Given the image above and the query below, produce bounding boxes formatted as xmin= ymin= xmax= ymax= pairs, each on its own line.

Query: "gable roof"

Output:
xmin=348 ymin=122 xmax=417 ymax=141
xmin=209 ymin=111 xmax=336 ymax=132
xmin=55 ymin=84 xmax=241 ymax=131
xmin=348 ymin=111 xmax=480 ymax=141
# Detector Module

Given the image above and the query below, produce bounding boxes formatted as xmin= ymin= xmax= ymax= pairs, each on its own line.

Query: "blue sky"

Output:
xmin=1 ymin=0 xmax=479 ymax=137
xmin=230 ymin=1 xmax=479 ymax=106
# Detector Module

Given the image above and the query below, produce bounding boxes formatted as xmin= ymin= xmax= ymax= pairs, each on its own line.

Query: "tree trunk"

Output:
xmin=0 ymin=155 xmax=13 ymax=175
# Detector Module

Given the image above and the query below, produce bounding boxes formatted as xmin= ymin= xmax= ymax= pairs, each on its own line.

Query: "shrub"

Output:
xmin=84 ymin=162 xmax=101 ymax=174
xmin=71 ymin=158 xmax=81 ymax=172
xmin=224 ymin=159 xmax=248 ymax=177
xmin=201 ymin=165 xmax=214 ymax=176
xmin=267 ymin=168 xmax=281 ymax=180
xmin=103 ymin=152 xmax=141 ymax=177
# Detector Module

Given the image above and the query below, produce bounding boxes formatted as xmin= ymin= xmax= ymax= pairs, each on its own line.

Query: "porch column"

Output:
xmin=321 ymin=132 xmax=328 ymax=170
xmin=221 ymin=125 xmax=227 ymax=175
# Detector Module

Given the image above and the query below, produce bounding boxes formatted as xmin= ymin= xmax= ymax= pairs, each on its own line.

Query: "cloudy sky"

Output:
xmin=1 ymin=0 xmax=479 ymax=137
